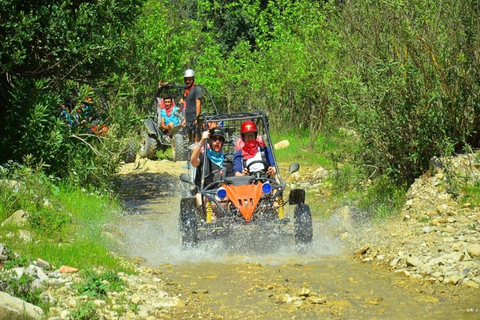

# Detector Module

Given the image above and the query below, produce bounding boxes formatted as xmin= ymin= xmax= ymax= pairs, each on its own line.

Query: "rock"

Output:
xmin=60 ymin=309 xmax=70 ymax=319
xmin=191 ymin=289 xmax=209 ymax=294
xmin=312 ymin=167 xmax=329 ymax=180
xmin=36 ymin=258 xmax=51 ymax=270
xmin=308 ymin=296 xmax=327 ymax=304
xmin=18 ymin=230 xmax=33 ymax=242
xmin=93 ymin=299 xmax=106 ymax=307
xmin=0 ymin=291 xmax=44 ymax=320
xmin=422 ymin=227 xmax=432 ymax=233
xmin=0 ymin=180 xmax=21 ymax=192
xmin=365 ymin=297 xmax=383 ymax=305
xmin=1 ymin=210 xmax=28 ymax=227
xmin=274 ymin=140 xmax=290 ymax=150
xmin=67 ymin=298 xmax=77 ymax=308
xmin=152 ymin=297 xmax=185 ymax=308
xmin=58 ymin=265 xmax=78 ymax=273
xmin=441 ymin=225 xmax=456 ymax=233
xmin=279 ymin=293 xmax=292 ymax=303
xmin=406 ymin=256 xmax=423 ymax=267
xmin=299 ymin=288 xmax=310 ymax=297
xmin=466 ymin=244 xmax=480 ymax=258
xmin=390 ymin=258 xmax=399 ymax=267
xmin=464 ymin=280 xmax=480 ymax=288
xmin=354 ymin=244 xmax=371 ymax=256
xmin=130 ymin=294 xmax=141 ymax=304
xmin=437 ymin=204 xmax=448 ymax=215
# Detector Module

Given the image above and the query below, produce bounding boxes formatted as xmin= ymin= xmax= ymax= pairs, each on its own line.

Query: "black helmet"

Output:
xmin=209 ymin=127 xmax=225 ymax=139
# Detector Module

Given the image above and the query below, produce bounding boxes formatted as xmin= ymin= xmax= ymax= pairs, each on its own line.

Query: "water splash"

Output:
xmin=116 ymin=200 xmax=344 ymax=267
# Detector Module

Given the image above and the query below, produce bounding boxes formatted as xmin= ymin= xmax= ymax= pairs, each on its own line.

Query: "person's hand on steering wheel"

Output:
xmin=266 ymin=166 xmax=276 ymax=177
xmin=244 ymin=160 xmax=276 ymax=177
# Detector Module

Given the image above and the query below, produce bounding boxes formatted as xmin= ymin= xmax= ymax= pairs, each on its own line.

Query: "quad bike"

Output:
xmin=139 ymin=83 xmax=187 ymax=160
xmin=139 ymin=83 xmax=219 ymax=161
xmin=178 ymin=111 xmax=313 ymax=250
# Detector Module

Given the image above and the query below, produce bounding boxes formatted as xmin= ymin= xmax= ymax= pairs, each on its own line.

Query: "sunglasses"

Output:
xmin=210 ymin=136 xmax=224 ymax=142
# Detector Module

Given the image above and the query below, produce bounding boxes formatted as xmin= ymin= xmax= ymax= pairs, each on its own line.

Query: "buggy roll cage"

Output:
xmin=196 ymin=111 xmax=285 ymax=214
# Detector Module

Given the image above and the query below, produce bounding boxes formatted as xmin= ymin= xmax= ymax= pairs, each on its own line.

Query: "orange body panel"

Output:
xmin=223 ymin=182 xmax=263 ymax=222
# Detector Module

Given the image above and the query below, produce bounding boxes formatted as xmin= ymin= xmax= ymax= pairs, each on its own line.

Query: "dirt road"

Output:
xmin=116 ymin=159 xmax=479 ymax=319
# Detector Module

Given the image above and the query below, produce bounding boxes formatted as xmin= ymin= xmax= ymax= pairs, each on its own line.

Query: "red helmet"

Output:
xmin=241 ymin=121 xmax=257 ymax=133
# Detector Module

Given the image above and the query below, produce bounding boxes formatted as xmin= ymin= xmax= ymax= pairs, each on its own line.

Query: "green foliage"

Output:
xmin=272 ymin=128 xmax=358 ymax=167
xmin=2 ymin=255 xmax=29 ymax=269
xmin=0 ymin=272 xmax=44 ymax=307
xmin=357 ymin=176 xmax=406 ymax=220
xmin=0 ymin=158 xmax=63 ymax=224
xmin=336 ymin=0 xmax=480 ymax=185
xmin=461 ymin=183 xmax=480 ymax=208
xmin=70 ymin=301 xmax=100 ymax=320
xmin=0 ymin=0 xmax=144 ymax=84
xmin=330 ymin=162 xmax=361 ymax=195
xmin=76 ymin=269 xmax=124 ymax=298
xmin=0 ymin=1 xmax=145 ymax=188
xmin=0 ymin=163 xmax=127 ymax=271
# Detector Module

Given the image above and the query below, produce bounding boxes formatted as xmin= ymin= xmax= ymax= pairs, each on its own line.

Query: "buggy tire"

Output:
xmin=123 ymin=140 xmax=137 ymax=163
xmin=180 ymin=197 xmax=198 ymax=248
xmin=172 ymin=133 xmax=187 ymax=161
xmin=139 ymin=131 xmax=157 ymax=159
xmin=294 ymin=204 xmax=313 ymax=246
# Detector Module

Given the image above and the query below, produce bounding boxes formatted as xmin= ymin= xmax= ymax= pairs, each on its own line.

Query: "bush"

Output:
xmin=76 ymin=269 xmax=125 ymax=298
xmin=336 ymin=0 xmax=480 ymax=185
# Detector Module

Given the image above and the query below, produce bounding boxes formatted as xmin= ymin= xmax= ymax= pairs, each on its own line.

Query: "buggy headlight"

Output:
xmin=217 ymin=187 xmax=227 ymax=199
xmin=262 ymin=182 xmax=272 ymax=194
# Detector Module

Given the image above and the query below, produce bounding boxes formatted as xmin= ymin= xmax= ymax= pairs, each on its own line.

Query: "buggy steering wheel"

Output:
xmin=245 ymin=160 xmax=269 ymax=175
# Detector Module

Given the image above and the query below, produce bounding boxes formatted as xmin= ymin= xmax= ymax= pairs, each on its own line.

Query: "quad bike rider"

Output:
xmin=139 ymin=83 xmax=188 ymax=161
xmin=139 ymin=79 xmax=219 ymax=161
xmin=60 ymin=92 xmax=109 ymax=137
xmin=179 ymin=111 xmax=313 ymax=250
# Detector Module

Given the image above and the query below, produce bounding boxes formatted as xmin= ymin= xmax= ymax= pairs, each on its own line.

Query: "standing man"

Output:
xmin=180 ymin=69 xmax=202 ymax=141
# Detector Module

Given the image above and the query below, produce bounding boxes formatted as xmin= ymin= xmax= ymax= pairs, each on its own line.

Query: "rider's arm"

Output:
xmin=195 ymin=86 xmax=202 ymax=117
xmin=191 ymin=131 xmax=209 ymax=167
xmin=233 ymin=150 xmax=244 ymax=176
xmin=160 ymin=116 xmax=167 ymax=131
xmin=265 ymin=147 xmax=277 ymax=176
xmin=195 ymin=98 xmax=201 ymax=117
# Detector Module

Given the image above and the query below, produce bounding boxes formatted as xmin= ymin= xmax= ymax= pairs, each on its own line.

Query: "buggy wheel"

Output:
xmin=180 ymin=197 xmax=198 ymax=248
xmin=172 ymin=133 xmax=187 ymax=161
xmin=139 ymin=131 xmax=157 ymax=159
xmin=294 ymin=204 xmax=313 ymax=247
xmin=123 ymin=140 xmax=137 ymax=163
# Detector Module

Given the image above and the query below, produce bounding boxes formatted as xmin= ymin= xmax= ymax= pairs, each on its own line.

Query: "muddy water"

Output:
xmin=116 ymin=164 xmax=480 ymax=319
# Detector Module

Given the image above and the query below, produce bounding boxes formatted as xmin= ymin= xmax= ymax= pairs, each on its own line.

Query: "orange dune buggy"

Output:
xmin=179 ymin=111 xmax=313 ymax=249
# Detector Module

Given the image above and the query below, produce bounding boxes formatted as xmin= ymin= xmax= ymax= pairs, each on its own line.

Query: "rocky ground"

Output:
xmin=1 ymin=153 xmax=479 ymax=319
xmin=337 ymin=153 xmax=480 ymax=289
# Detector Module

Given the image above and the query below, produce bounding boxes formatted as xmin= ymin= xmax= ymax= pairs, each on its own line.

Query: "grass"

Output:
xmin=460 ymin=183 xmax=480 ymax=208
xmin=1 ymin=181 xmax=126 ymax=270
xmin=0 ymin=158 xmax=150 ymax=320
xmin=271 ymin=128 xmax=360 ymax=166
xmin=270 ymin=128 xmax=408 ymax=221
xmin=0 ymin=161 xmax=132 ymax=311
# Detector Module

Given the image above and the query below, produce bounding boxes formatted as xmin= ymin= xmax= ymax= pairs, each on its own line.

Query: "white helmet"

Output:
xmin=184 ymin=69 xmax=195 ymax=78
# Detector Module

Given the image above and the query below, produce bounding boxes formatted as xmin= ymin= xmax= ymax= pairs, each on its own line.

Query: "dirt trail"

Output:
xmin=116 ymin=159 xmax=479 ymax=319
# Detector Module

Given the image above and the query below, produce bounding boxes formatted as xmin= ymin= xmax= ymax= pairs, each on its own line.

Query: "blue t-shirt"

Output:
xmin=160 ymin=106 xmax=181 ymax=127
